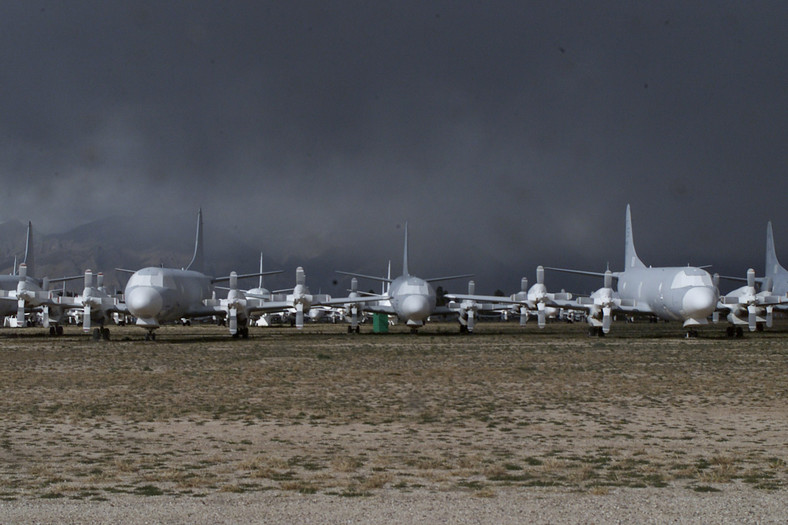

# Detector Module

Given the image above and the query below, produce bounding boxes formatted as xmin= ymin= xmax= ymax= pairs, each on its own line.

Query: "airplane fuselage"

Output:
xmin=618 ymin=266 xmax=717 ymax=325
xmin=388 ymin=275 xmax=437 ymax=327
xmin=125 ymin=267 xmax=213 ymax=327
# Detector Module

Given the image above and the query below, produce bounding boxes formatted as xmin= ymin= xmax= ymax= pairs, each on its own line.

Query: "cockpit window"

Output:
xmin=670 ymin=270 xmax=712 ymax=289
xmin=400 ymin=281 xmax=430 ymax=295
xmin=129 ymin=270 xmax=164 ymax=287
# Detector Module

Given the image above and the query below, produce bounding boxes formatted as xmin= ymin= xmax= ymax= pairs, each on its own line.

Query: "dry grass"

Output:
xmin=0 ymin=320 xmax=787 ymax=499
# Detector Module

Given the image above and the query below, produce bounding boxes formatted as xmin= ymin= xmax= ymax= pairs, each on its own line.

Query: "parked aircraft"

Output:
xmin=55 ymin=269 xmax=126 ymax=340
xmin=337 ymin=224 xmax=472 ymax=332
xmin=546 ymin=205 xmax=718 ymax=337
xmin=717 ymin=268 xmax=782 ymax=336
xmin=765 ymin=222 xmax=788 ymax=297
xmin=561 ymin=269 xmax=635 ymax=336
xmin=0 ymin=222 xmax=76 ymax=332
xmin=445 ymin=267 xmax=571 ymax=332
xmin=446 ymin=280 xmax=512 ymax=333
xmin=120 ymin=210 xmax=282 ymax=339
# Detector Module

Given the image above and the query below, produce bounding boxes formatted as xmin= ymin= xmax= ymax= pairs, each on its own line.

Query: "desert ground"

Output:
xmin=0 ymin=320 xmax=786 ymax=523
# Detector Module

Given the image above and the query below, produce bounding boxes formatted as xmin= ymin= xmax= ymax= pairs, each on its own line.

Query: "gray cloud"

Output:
xmin=0 ymin=2 xmax=785 ymax=294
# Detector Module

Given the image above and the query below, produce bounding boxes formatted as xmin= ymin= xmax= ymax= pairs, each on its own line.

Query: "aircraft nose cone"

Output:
xmin=400 ymin=294 xmax=431 ymax=322
xmin=126 ymin=286 xmax=163 ymax=319
xmin=683 ymin=286 xmax=716 ymax=318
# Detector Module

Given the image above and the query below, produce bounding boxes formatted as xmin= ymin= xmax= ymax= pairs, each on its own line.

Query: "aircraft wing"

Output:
xmin=336 ymin=270 xmax=392 ymax=283
xmin=543 ymin=267 xmax=619 ymax=279
xmin=187 ymin=303 xmax=234 ymax=318
xmin=432 ymin=305 xmax=462 ymax=316
xmin=212 ymin=270 xmax=284 ymax=284
xmin=445 ymin=293 xmax=525 ymax=305
xmin=313 ymin=295 xmax=389 ymax=307
xmin=424 ymin=274 xmax=474 ymax=283
xmin=53 ymin=295 xmax=122 ymax=313
xmin=0 ymin=292 xmax=17 ymax=304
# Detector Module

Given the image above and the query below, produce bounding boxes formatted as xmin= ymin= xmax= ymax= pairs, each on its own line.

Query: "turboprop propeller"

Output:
xmin=527 ymin=266 xmax=572 ymax=329
xmin=508 ymin=277 xmax=529 ymax=326
xmin=718 ymin=268 xmax=783 ymax=334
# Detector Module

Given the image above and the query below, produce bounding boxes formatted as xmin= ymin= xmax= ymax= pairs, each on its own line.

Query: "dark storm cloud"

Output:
xmin=0 ymin=1 xmax=785 ymax=293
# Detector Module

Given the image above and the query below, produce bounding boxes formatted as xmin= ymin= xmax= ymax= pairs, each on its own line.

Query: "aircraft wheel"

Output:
xmin=347 ymin=326 xmax=353 ymax=333
xmin=588 ymin=327 xmax=598 ymax=337
xmin=459 ymin=324 xmax=468 ymax=334
xmin=355 ymin=326 xmax=360 ymax=334
xmin=92 ymin=328 xmax=101 ymax=341
xmin=726 ymin=326 xmax=735 ymax=338
xmin=241 ymin=327 xmax=249 ymax=339
xmin=102 ymin=328 xmax=110 ymax=340
xmin=49 ymin=326 xmax=56 ymax=336
xmin=756 ymin=323 xmax=764 ymax=332
xmin=736 ymin=327 xmax=744 ymax=338
xmin=597 ymin=330 xmax=606 ymax=338
xmin=56 ymin=325 xmax=63 ymax=336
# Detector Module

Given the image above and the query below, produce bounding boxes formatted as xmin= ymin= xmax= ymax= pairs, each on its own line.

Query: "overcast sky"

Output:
xmin=1 ymin=2 xmax=785 ymax=293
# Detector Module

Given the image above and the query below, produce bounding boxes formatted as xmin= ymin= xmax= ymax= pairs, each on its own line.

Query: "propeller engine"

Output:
xmin=719 ymin=268 xmax=782 ymax=332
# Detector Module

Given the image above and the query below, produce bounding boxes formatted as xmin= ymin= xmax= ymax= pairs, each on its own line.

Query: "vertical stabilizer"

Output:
xmin=258 ymin=252 xmax=264 ymax=289
xmin=765 ymin=221 xmax=787 ymax=278
xmin=22 ymin=221 xmax=34 ymax=278
xmin=186 ymin=209 xmax=204 ymax=273
xmin=624 ymin=205 xmax=645 ymax=269
xmin=402 ymin=222 xmax=410 ymax=277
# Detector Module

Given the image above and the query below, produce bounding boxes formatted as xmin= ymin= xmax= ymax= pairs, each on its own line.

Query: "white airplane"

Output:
xmin=247 ymin=267 xmax=384 ymax=330
xmin=546 ymin=205 xmax=718 ymax=337
xmin=120 ymin=210 xmax=283 ymax=340
xmin=54 ymin=269 xmax=126 ymax=340
xmin=0 ymin=222 xmax=76 ymax=333
xmin=337 ymin=223 xmax=472 ymax=332
xmin=446 ymin=280 xmax=513 ymax=333
xmin=562 ymin=269 xmax=635 ymax=336
xmin=764 ymin=221 xmax=788 ymax=297
xmin=717 ymin=268 xmax=782 ymax=336
xmin=445 ymin=267 xmax=571 ymax=333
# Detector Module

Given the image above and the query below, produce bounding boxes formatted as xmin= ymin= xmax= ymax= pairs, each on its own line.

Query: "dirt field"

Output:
xmin=0 ymin=320 xmax=786 ymax=522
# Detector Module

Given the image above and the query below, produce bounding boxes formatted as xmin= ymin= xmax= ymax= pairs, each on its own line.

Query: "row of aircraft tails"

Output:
xmin=0 ymin=205 xmax=787 ymax=340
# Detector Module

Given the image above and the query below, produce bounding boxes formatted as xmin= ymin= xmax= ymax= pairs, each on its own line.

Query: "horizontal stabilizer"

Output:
xmin=424 ymin=273 xmax=474 ymax=283
xmin=213 ymin=269 xmax=283 ymax=284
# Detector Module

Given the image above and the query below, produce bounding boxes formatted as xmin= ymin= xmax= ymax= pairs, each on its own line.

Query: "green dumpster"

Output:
xmin=373 ymin=313 xmax=388 ymax=333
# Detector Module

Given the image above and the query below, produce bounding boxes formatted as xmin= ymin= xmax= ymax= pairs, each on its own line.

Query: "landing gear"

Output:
xmin=725 ymin=326 xmax=744 ymax=338
xmin=459 ymin=324 xmax=468 ymax=334
xmin=145 ymin=330 xmax=157 ymax=341
xmin=685 ymin=329 xmax=699 ymax=338
xmin=48 ymin=325 xmax=65 ymax=337
xmin=232 ymin=327 xmax=250 ymax=339
xmin=588 ymin=327 xmax=605 ymax=337
xmin=347 ymin=325 xmax=360 ymax=334
xmin=92 ymin=327 xmax=111 ymax=341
